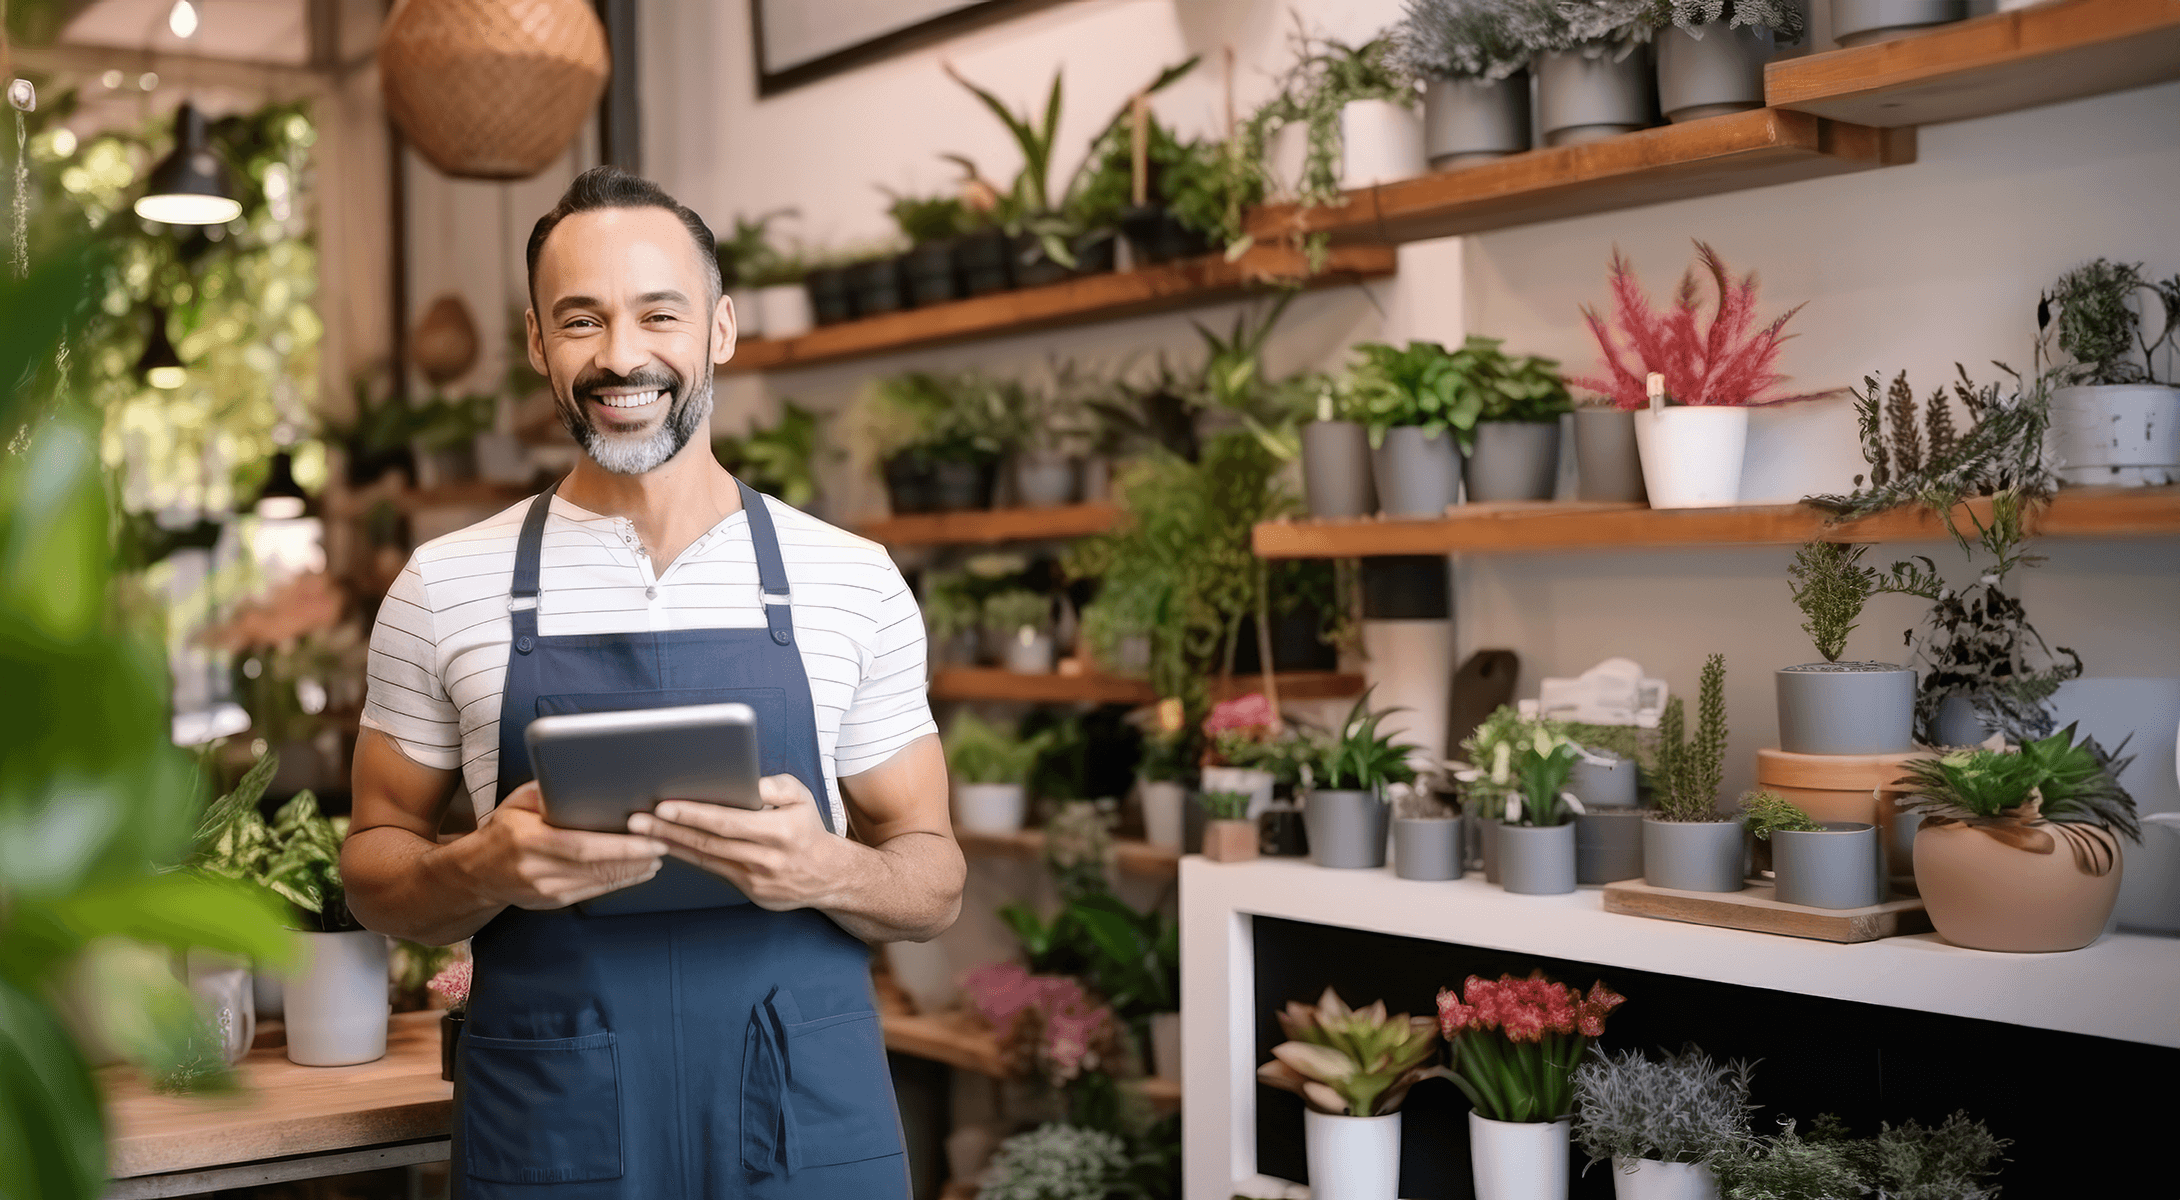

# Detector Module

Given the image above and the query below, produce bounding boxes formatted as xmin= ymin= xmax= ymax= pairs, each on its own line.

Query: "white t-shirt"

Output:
xmin=359 ymin=492 xmax=937 ymax=830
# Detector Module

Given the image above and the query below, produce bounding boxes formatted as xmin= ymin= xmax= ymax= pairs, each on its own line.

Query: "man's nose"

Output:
xmin=592 ymin=315 xmax=652 ymax=377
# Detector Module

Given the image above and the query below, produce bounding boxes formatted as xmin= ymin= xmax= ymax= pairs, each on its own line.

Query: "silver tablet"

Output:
xmin=525 ymin=703 xmax=764 ymax=833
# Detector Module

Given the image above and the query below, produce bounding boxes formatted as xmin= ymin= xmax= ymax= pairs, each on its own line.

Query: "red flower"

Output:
xmin=1436 ymin=972 xmax=1624 ymax=1044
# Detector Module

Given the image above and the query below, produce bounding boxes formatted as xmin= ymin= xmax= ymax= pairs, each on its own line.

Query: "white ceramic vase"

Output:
xmin=1612 ymin=1157 xmax=1721 ymax=1200
xmin=953 ymin=783 xmax=1028 ymax=834
xmin=1306 ymin=1109 xmax=1402 ymax=1200
xmin=285 ymin=930 xmax=390 ymax=1067
xmin=1139 ymin=779 xmax=1187 ymax=851
xmin=1339 ymin=99 xmax=1426 ymax=189
xmin=755 ymin=283 xmax=813 ymax=340
xmin=1470 ymin=1112 xmax=1571 ymax=1200
xmin=1000 ymin=627 xmax=1055 ymax=674
xmin=1633 ymin=406 xmax=1748 ymax=508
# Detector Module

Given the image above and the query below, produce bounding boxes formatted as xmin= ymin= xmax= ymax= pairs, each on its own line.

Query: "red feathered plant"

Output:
xmin=1571 ymin=242 xmax=1827 ymax=409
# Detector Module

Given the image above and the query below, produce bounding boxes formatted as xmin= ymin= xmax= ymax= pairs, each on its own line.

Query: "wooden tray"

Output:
xmin=1602 ymin=878 xmax=1931 ymax=943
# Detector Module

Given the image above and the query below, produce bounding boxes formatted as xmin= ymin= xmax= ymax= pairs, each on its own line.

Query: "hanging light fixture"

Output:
xmin=254 ymin=451 xmax=309 ymax=519
xmin=134 ymin=103 xmax=241 ymax=225
xmin=138 ymin=307 xmax=187 ymax=389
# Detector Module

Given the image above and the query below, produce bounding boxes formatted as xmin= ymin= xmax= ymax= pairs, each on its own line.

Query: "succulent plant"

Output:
xmin=1256 ymin=987 xmax=1442 ymax=1117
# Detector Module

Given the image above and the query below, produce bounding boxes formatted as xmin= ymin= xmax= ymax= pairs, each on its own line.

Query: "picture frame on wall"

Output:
xmin=750 ymin=0 xmax=1065 ymax=95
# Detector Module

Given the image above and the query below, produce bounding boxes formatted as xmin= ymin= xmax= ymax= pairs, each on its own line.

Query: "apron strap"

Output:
xmin=496 ymin=481 xmax=559 ymax=799
xmin=737 ymin=480 xmax=795 ymax=646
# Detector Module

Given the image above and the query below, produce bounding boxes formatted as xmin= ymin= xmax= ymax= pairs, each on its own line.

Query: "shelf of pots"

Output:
xmin=856 ymin=500 xmax=1120 ymax=546
xmin=953 ymin=826 xmax=1183 ymax=879
xmin=928 ymin=666 xmax=1366 ymax=705
xmin=1766 ymin=0 xmax=2180 ymax=129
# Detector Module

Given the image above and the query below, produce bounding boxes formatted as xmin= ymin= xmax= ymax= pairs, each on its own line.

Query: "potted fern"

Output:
xmin=1441 ymin=971 xmax=1628 ymax=1200
xmin=945 ymin=712 xmax=1057 ymax=834
xmin=1743 ymin=790 xmax=1883 ymax=910
xmin=2039 ymin=257 xmax=2180 ymax=487
xmin=1776 ymin=542 xmax=1936 ymax=755
xmin=1497 ymin=733 xmax=1584 ymax=895
xmin=1349 ymin=340 xmax=1471 ymax=516
xmin=1258 ymin=988 xmax=1442 ymax=1200
xmin=1303 ymin=691 xmax=1419 ymax=870
xmin=1643 ymin=654 xmax=1745 ymax=892
xmin=1653 ymin=0 xmax=1804 ymax=125
xmin=1392 ymin=0 xmax=1549 ymax=166
xmin=1573 ymin=1047 xmax=1757 ymax=1200
xmin=1536 ymin=0 xmax=1655 ymax=147
xmin=1459 ymin=336 xmax=1575 ymax=502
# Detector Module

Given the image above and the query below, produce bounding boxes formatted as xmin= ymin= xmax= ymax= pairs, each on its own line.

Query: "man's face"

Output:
xmin=527 ymin=207 xmax=734 ymax=475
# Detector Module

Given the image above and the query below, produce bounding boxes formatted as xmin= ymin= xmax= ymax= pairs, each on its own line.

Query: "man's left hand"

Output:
xmin=627 ymin=775 xmax=848 ymax=911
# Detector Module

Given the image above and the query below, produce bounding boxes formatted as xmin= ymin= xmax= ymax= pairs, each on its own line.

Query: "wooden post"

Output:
xmin=1130 ymin=92 xmax=1149 ymax=208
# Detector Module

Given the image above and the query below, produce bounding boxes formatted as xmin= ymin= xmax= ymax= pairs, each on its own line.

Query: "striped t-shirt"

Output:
xmin=358 ymin=491 xmax=936 ymax=830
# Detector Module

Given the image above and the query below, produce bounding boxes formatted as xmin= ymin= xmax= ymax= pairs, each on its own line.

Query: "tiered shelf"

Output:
xmin=956 ymin=827 xmax=1182 ymax=879
xmin=856 ymin=502 xmax=1119 ymax=546
xmin=1251 ymin=488 xmax=2180 ymax=558
xmin=929 ymin=667 xmax=1365 ymax=704
xmin=881 ymin=1012 xmax=1180 ymax=1106
xmin=1767 ymin=0 xmax=2180 ymax=128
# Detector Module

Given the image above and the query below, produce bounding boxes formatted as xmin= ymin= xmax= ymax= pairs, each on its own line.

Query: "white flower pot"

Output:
xmin=1339 ymin=99 xmax=1426 ymax=190
xmin=1149 ymin=1009 xmax=1181 ymax=1080
xmin=882 ymin=938 xmax=956 ymax=1016
xmin=954 ymin=782 xmax=1028 ymax=834
xmin=1268 ymin=122 xmax=1312 ymax=202
xmin=728 ymin=286 xmax=765 ymax=339
xmin=1306 ymin=1109 xmax=1402 ymax=1200
xmin=755 ymin=283 xmax=812 ymax=340
xmin=1139 ymin=779 xmax=1187 ymax=851
xmin=185 ymin=951 xmax=256 ymax=1066
xmin=1470 ymin=1112 xmax=1571 ymax=1200
xmin=1000 ymin=627 xmax=1055 ymax=674
xmin=285 ymin=930 xmax=390 ymax=1067
xmin=2049 ymin=384 xmax=2180 ymax=486
xmin=1612 ymin=1156 xmax=1720 ymax=1200
xmin=1633 ymin=406 xmax=1748 ymax=508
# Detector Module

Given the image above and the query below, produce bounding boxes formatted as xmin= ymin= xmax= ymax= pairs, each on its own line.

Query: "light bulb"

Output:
xmin=134 ymin=192 xmax=242 ymax=225
xmin=146 ymin=365 xmax=188 ymax=389
xmin=168 ymin=0 xmax=199 ymax=39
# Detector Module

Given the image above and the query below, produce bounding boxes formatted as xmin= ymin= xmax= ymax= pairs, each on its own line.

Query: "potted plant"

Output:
xmin=843 ymin=247 xmax=911 ymax=318
xmin=427 ymin=958 xmax=470 ymax=1082
xmin=1135 ymin=699 xmax=1198 ymax=851
xmin=984 ymin=589 xmax=1056 ymax=674
xmin=1457 ymin=705 xmax=1562 ymax=883
xmin=1535 ymin=0 xmax=1655 ymax=147
xmin=1393 ymin=786 xmax=1464 ymax=881
xmin=1350 ymin=340 xmax=1469 ymax=516
xmin=1392 ymin=0 xmax=1547 ymax=166
xmin=945 ymin=66 xmax=1114 ymax=289
xmin=1303 ymin=691 xmax=1419 ymax=870
xmin=1302 ymin=378 xmax=1378 ymax=518
xmin=1711 ymin=1116 xmax=1869 ymax=1200
xmin=978 ymin=1123 xmax=1131 ymax=1200
xmin=884 ymin=190 xmax=969 ymax=307
xmin=1457 ymin=336 xmax=1574 ymax=502
xmin=1574 ymin=397 xmax=1648 ymax=502
xmin=1257 ymin=30 xmax=1425 ymax=204
xmin=1012 ymin=376 xmax=1091 ymax=508
xmin=1498 ymin=733 xmax=1584 ymax=895
xmin=712 ymin=400 xmax=825 ymax=510
xmin=1908 ymin=494 xmax=2081 ymax=746
xmin=852 ymin=370 xmax=1021 ymax=514
xmin=945 ymin=712 xmax=1057 ymax=834
xmin=1776 ymin=541 xmax=1937 ymax=755
xmin=1644 ymin=654 xmax=1745 ymax=892
xmin=1830 ymin=0 xmax=1968 ymax=50
xmin=803 ymin=249 xmax=857 ymax=326
xmin=1743 ymin=790 xmax=1883 ymax=910
xmin=1201 ymin=790 xmax=1260 ymax=862
xmin=713 ymin=208 xmax=795 ymax=339
xmin=1572 ymin=243 xmax=1826 ymax=509
xmin=1258 ymin=988 xmax=1442 ymax=1200
xmin=2038 ymin=258 xmax=2180 ymax=487
xmin=1653 ymin=0 xmax=1805 ymax=125
xmin=1572 ymin=1047 xmax=1757 ymax=1200
xmin=947 ymin=166 xmax=1016 ymax=296
xmin=1900 ymin=723 xmax=2139 ymax=951
xmin=1868 ymin=1112 xmax=2010 ymax=1199
xmin=1439 ymin=971 xmax=1628 ymax=1200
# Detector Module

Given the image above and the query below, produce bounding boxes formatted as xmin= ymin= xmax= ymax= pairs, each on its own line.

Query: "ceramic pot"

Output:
xmin=845 ymin=257 xmax=908 ymax=317
xmin=1465 ymin=421 xmax=1562 ymax=502
xmin=1394 ymin=817 xmax=1464 ymax=880
xmin=2036 ymin=677 xmax=2180 ymax=931
xmin=2121 ymin=815 xmax=2180 ymax=936
xmin=1655 ymin=23 xmax=1773 ymax=123
xmin=1304 ymin=788 xmax=1389 ymax=869
xmin=286 ymin=930 xmax=391 ymax=1067
xmin=1203 ymin=819 xmax=1260 ymax=862
xmin=1070 ymin=230 xmax=1117 ymax=276
xmin=1303 ymin=420 xmax=1378 ymax=517
xmin=1013 ymin=452 xmax=1078 ymax=508
xmin=901 ymin=240 xmax=961 ymax=307
xmin=804 ymin=266 xmax=855 ymax=325
xmin=1633 ymin=406 xmax=1747 ymax=509
xmin=440 ymin=1011 xmax=463 ymax=1082
xmin=954 ymin=782 xmax=1027 ymax=834
xmin=1470 ymin=1112 xmax=1571 ymax=1200
xmin=1478 ymin=815 xmax=1503 ymax=884
xmin=1574 ymin=409 xmax=1648 ymax=502
xmin=1374 ymin=426 xmax=1463 ymax=516
xmin=1831 ymin=0 xmax=1968 ymax=47
xmin=1611 ymin=1157 xmax=1719 ymax=1200
xmin=999 ymin=626 xmax=1055 ymax=674
xmin=1149 ymin=1010 xmax=1182 ymax=1080
xmin=1011 ymin=232 xmax=1072 ymax=289
xmin=1775 ymin=663 xmax=1917 ymax=754
xmin=728 ymin=286 xmax=765 ymax=339
xmin=929 ymin=458 xmax=998 ymax=511
xmin=1498 ymin=822 xmax=1578 ymax=894
xmin=1570 ymin=753 xmax=1639 ymax=808
xmin=1915 ymin=820 xmax=2122 ymax=951
xmin=1642 ymin=819 xmax=1746 ymax=892
xmin=1267 ymin=122 xmax=1312 ymax=202
xmin=1535 ymin=47 xmax=1653 ymax=147
xmin=1119 ymin=204 xmax=1208 ymax=265
xmin=184 ymin=951 xmax=256 ymax=1066
xmin=1423 ymin=73 xmax=1531 ymax=166
xmin=1307 ymin=1109 xmax=1402 ymax=1200
xmin=2049 ymin=384 xmax=2180 ymax=486
xmin=1772 ymin=822 xmax=1884 ymax=909
xmin=1339 ymin=98 xmax=1426 ymax=189
xmin=756 ymin=283 xmax=812 ymax=339
xmin=253 ymin=973 xmax=284 ymax=1020
xmin=1140 ymin=779 xmax=1187 ymax=851
xmin=883 ymin=455 xmax=939 ymax=515
xmin=1753 ymin=747 xmax=1924 ymax=887
xmin=884 ymin=938 xmax=957 ymax=1016
xmin=955 ymin=228 xmax=1014 ymax=295
xmin=1577 ymin=808 xmax=1648 ymax=884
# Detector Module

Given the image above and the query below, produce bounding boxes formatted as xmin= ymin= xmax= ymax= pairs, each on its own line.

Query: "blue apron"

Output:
xmin=451 ymin=480 xmax=909 ymax=1198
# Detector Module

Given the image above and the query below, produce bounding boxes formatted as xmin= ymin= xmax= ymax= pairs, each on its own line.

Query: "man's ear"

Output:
xmin=525 ymin=308 xmax=547 ymax=375
xmin=713 ymin=292 xmax=738 ymax=366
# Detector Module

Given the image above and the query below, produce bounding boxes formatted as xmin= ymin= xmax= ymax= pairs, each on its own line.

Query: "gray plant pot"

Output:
xmin=1012 ymin=453 xmax=1078 ymax=508
xmin=1830 ymin=0 xmax=1968 ymax=47
xmin=1302 ymin=420 xmax=1378 ymax=518
xmin=1655 ymin=23 xmax=1773 ymax=124
xmin=1476 ymin=815 xmax=1503 ymax=884
xmin=1933 ymin=693 xmax=1991 ymax=747
xmin=1569 ymin=753 xmax=1639 ymax=809
xmin=2049 ymin=384 xmax=2180 ymax=486
xmin=1573 ymin=409 xmax=1648 ymax=502
xmin=1373 ymin=426 xmax=1462 ymax=517
xmin=1394 ymin=817 xmax=1464 ymax=880
xmin=1304 ymin=789 xmax=1389 ymax=869
xmin=1423 ymin=73 xmax=1531 ymax=166
xmin=1535 ymin=47 xmax=1654 ymax=148
xmin=1772 ymin=822 xmax=1884 ymax=909
xmin=1642 ymin=818 xmax=1746 ymax=892
xmin=1464 ymin=421 xmax=1561 ymax=502
xmin=1577 ymin=809 xmax=1647 ymax=884
xmin=1498 ymin=822 xmax=1578 ymax=895
xmin=1776 ymin=663 xmax=1917 ymax=755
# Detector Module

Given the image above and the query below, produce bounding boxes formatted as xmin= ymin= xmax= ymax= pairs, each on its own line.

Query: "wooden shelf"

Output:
xmin=858 ymin=502 xmax=1120 ymax=546
xmin=930 ymin=667 xmax=1365 ymax=704
xmin=721 ymin=244 xmax=1396 ymax=374
xmin=1767 ymin=0 xmax=2180 ymax=128
xmin=883 ymin=1010 xmax=1010 ymax=1076
xmin=1246 ymin=108 xmax=1910 ymax=246
xmin=957 ymin=827 xmax=1182 ymax=878
xmin=1251 ymin=487 xmax=2180 ymax=557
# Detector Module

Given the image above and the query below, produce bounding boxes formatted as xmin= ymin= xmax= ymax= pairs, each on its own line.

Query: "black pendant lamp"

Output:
xmin=138 ymin=306 xmax=187 ymax=389
xmin=134 ymin=103 xmax=241 ymax=226
xmin=255 ymin=451 xmax=309 ymax=519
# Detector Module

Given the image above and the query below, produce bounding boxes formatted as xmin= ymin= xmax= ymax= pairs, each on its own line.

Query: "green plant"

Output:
xmin=848 ymin=369 xmax=1029 ymax=469
xmin=191 ymin=755 xmax=359 ymax=933
xmin=1805 ymin=367 xmax=2057 ymax=537
xmin=1463 ymin=336 xmax=1574 ymax=427
xmin=1898 ymin=723 xmax=2139 ymax=863
xmin=1654 ymin=654 xmax=1728 ymax=821
xmin=1252 ymin=26 xmax=1416 ymax=219
xmin=1573 ymin=1047 xmax=1759 ymax=1168
xmin=2038 ymin=257 xmax=2180 ymax=387
xmin=1438 ymin=972 xmax=1628 ymax=1123
xmin=1657 ymin=0 xmax=1807 ymax=37
xmin=1393 ymin=0 xmax=1558 ymax=82
xmin=983 ymin=589 xmax=1053 ymax=634
xmin=1258 ymin=988 xmax=1442 ymax=1117
xmin=944 ymin=712 xmax=1057 ymax=786
xmin=1785 ymin=541 xmax=1943 ymax=664
xmin=1202 ymin=790 xmax=1253 ymax=821
xmin=714 ymin=208 xmax=796 ymax=287
xmin=1347 ymin=339 xmax=1472 ymax=447
xmin=1870 ymin=1111 xmax=2009 ymax=1200
xmin=1459 ymin=705 xmax=1574 ymax=819
xmin=1714 ymin=1118 xmax=1870 ymax=1200
xmin=1739 ymin=790 xmax=1822 ymax=841
xmin=882 ymin=192 xmax=968 ymax=246
xmin=713 ymin=400 xmax=825 ymax=508
xmin=1505 ymin=737 xmax=1581 ymax=826
xmin=979 ymin=1122 xmax=1132 ymax=1200
xmin=1316 ymin=689 xmax=1420 ymax=792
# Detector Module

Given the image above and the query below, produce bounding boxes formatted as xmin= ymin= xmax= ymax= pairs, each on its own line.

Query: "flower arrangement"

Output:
xmin=1437 ymin=971 xmax=1627 ymax=1122
xmin=1392 ymin=0 xmax=1558 ymax=83
xmin=965 ymin=961 xmax=1119 ymax=1087
xmin=1573 ymin=1047 xmax=1758 ymax=1169
xmin=1652 ymin=654 xmax=1728 ymax=822
xmin=1571 ymin=242 xmax=1825 ymax=410
xmin=427 ymin=960 xmax=472 ymax=1015
xmin=1898 ymin=723 xmax=2139 ymax=874
xmin=978 ymin=1123 xmax=1133 ymax=1200
xmin=1257 ymin=987 xmax=1442 ymax=1117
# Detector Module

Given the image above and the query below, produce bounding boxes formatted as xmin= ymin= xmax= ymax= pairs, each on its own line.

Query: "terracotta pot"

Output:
xmin=1914 ymin=820 xmax=2122 ymax=951
xmin=1755 ymin=747 xmax=1927 ymax=885
xmin=1202 ymin=819 xmax=1259 ymax=862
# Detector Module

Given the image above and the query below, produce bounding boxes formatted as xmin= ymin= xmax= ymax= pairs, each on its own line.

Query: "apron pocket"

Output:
xmin=462 ymin=1031 xmax=624 ymax=1184
xmin=742 ymin=988 xmax=900 ymax=1174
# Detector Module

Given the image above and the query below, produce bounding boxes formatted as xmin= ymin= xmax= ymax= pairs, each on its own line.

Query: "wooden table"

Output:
xmin=101 ymin=1011 xmax=452 ymax=1198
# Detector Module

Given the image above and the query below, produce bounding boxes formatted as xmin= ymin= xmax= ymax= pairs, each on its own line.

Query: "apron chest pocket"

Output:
xmin=462 ymin=1031 xmax=623 ymax=1184
xmin=742 ymin=989 xmax=900 ymax=1174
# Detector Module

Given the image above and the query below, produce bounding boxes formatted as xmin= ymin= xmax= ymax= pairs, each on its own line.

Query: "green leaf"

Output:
xmin=0 ymin=980 xmax=106 ymax=1200
xmin=45 ymin=873 xmax=297 ymax=967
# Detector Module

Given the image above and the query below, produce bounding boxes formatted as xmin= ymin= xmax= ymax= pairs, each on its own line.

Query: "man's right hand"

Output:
xmin=453 ymin=782 xmax=670 ymax=910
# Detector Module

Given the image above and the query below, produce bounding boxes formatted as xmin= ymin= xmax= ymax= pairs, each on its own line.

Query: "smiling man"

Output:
xmin=341 ymin=166 xmax=960 ymax=1198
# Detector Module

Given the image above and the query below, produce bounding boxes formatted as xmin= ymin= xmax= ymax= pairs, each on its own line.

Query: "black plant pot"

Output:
xmin=1119 ymin=204 xmax=1210 ymax=265
xmin=846 ymin=257 xmax=910 ymax=317
xmin=1011 ymin=233 xmax=1071 ymax=289
xmin=883 ymin=456 xmax=941 ymax=515
xmin=929 ymin=457 xmax=999 ymax=511
xmin=1231 ymin=605 xmax=1340 ymax=674
xmin=901 ymin=241 xmax=961 ymax=307
xmin=804 ymin=266 xmax=856 ymax=325
xmin=440 ymin=1011 xmax=464 ymax=1082
xmin=955 ymin=228 xmax=1013 ymax=296
xmin=1071 ymin=229 xmax=1116 ymax=275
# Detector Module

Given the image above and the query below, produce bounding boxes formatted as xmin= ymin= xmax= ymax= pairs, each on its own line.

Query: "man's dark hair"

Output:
xmin=525 ymin=165 xmax=721 ymax=308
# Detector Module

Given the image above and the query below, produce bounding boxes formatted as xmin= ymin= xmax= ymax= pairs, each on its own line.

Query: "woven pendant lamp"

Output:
xmin=378 ymin=0 xmax=610 ymax=180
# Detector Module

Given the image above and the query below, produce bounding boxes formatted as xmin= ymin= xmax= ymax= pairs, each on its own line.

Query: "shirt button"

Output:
xmin=645 ymin=585 xmax=657 ymax=600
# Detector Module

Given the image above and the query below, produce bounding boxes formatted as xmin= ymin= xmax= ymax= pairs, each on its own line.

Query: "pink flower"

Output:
xmin=1438 ymin=972 xmax=1623 ymax=1044
xmin=1568 ymin=243 xmax=1824 ymax=411
xmin=1204 ymin=693 xmax=1275 ymax=737
xmin=428 ymin=960 xmax=472 ymax=1011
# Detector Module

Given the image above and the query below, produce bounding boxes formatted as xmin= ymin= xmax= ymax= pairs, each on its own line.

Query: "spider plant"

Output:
xmin=1315 ymin=689 xmax=1420 ymax=793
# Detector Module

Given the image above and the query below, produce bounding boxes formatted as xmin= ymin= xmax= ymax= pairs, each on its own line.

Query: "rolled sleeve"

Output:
xmin=359 ymin=559 xmax=463 ymax=770
xmin=831 ymin=573 xmax=938 ymax=777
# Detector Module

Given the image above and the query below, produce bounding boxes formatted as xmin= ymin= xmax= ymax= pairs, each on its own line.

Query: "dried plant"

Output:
xmin=1871 ymin=1111 xmax=2010 ymax=1200
xmin=2039 ymin=257 xmax=2180 ymax=387
xmin=1573 ymin=1047 xmax=1759 ymax=1168
xmin=1653 ymin=654 xmax=1728 ymax=821
xmin=1570 ymin=242 xmax=1826 ymax=410
xmin=1555 ymin=0 xmax=1659 ymax=52
xmin=1785 ymin=541 xmax=1942 ymax=664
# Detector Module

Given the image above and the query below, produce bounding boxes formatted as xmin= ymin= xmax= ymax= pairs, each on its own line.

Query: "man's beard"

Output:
xmin=552 ymin=355 xmax=714 ymax=476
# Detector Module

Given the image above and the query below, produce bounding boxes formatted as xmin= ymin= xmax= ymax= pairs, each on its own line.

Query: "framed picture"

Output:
xmin=750 ymin=0 xmax=1066 ymax=96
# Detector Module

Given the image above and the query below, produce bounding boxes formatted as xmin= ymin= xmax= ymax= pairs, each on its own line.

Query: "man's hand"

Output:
xmin=458 ymin=782 xmax=671 ymax=910
xmin=627 ymin=775 xmax=850 ymax=912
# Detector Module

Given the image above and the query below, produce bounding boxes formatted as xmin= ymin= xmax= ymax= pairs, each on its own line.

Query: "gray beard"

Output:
xmin=558 ymin=371 xmax=714 ymax=476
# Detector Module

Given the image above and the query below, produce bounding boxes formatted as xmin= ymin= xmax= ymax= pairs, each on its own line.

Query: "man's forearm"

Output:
xmin=343 ymin=828 xmax=508 ymax=946
xmin=816 ymin=830 xmax=965 ymax=944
